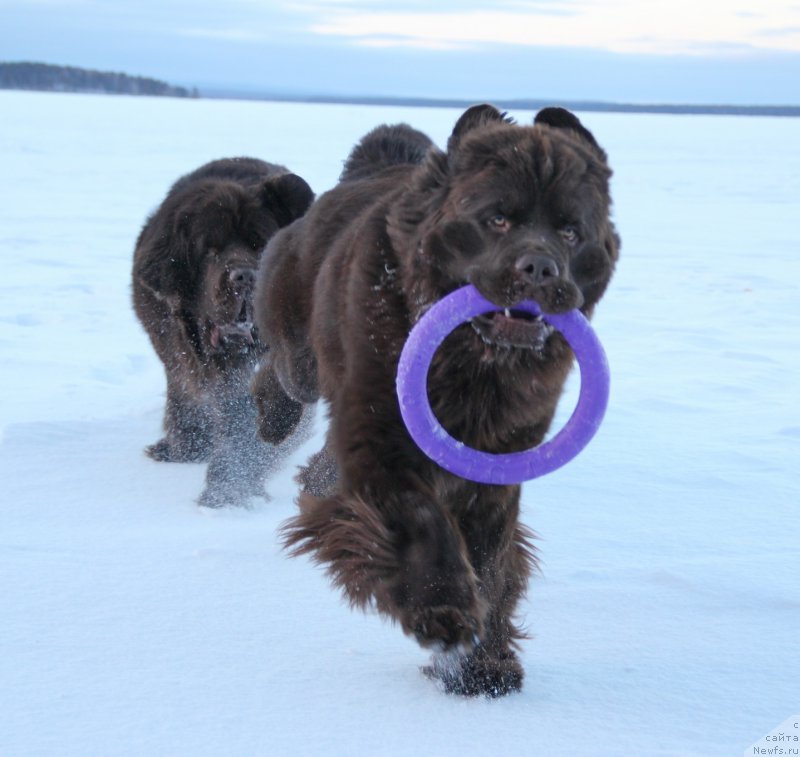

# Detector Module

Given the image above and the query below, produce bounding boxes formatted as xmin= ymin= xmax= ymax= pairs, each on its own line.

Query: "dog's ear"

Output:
xmin=604 ymin=224 xmax=621 ymax=266
xmin=534 ymin=107 xmax=606 ymax=157
xmin=447 ymin=104 xmax=513 ymax=152
xmin=134 ymin=203 xmax=204 ymax=305
xmin=260 ymin=173 xmax=314 ymax=227
xmin=572 ymin=221 xmax=620 ymax=315
xmin=135 ymin=259 xmax=186 ymax=310
xmin=135 ymin=229 xmax=195 ymax=306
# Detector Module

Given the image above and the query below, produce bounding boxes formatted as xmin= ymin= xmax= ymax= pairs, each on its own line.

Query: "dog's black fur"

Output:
xmin=133 ymin=157 xmax=313 ymax=507
xmin=253 ymin=107 xmax=619 ymax=695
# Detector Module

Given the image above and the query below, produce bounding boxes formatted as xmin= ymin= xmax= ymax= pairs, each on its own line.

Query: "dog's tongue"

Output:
xmin=211 ymin=322 xmax=256 ymax=348
xmin=499 ymin=312 xmax=544 ymax=344
xmin=471 ymin=310 xmax=553 ymax=350
xmin=496 ymin=312 xmax=551 ymax=348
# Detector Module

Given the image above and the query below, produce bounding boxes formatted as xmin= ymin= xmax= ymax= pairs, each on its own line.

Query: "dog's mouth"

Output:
xmin=470 ymin=308 xmax=554 ymax=351
xmin=208 ymin=299 xmax=255 ymax=349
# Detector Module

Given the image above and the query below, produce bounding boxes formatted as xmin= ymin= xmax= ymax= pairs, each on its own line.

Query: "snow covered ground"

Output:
xmin=1 ymin=91 xmax=798 ymax=757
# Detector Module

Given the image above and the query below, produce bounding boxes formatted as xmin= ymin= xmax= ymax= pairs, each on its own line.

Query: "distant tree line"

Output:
xmin=0 ymin=62 xmax=198 ymax=98
xmin=5 ymin=61 xmax=797 ymax=117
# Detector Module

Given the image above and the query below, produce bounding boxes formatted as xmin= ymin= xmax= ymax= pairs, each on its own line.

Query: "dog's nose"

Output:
xmin=515 ymin=253 xmax=559 ymax=284
xmin=229 ymin=267 xmax=256 ymax=288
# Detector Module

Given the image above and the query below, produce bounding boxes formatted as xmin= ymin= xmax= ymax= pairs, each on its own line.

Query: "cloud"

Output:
xmin=179 ymin=27 xmax=268 ymax=43
xmin=306 ymin=0 xmax=800 ymax=56
xmin=755 ymin=24 xmax=800 ymax=37
xmin=354 ymin=35 xmax=474 ymax=50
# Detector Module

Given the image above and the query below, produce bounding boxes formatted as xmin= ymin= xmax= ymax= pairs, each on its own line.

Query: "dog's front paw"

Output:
xmin=197 ymin=482 xmax=262 ymax=509
xmin=145 ymin=438 xmax=174 ymax=461
xmin=405 ymin=605 xmax=482 ymax=651
xmin=145 ymin=436 xmax=210 ymax=463
xmin=198 ymin=465 xmax=266 ymax=509
xmin=423 ymin=648 xmax=523 ymax=697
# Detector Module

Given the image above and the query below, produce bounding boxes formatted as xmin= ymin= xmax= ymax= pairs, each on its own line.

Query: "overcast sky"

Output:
xmin=3 ymin=0 xmax=799 ymax=104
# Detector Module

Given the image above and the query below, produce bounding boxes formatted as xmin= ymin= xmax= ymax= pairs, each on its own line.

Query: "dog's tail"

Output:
xmin=340 ymin=123 xmax=434 ymax=182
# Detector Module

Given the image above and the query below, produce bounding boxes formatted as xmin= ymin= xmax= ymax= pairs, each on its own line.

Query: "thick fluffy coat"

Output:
xmin=133 ymin=157 xmax=313 ymax=506
xmin=254 ymin=107 xmax=619 ymax=695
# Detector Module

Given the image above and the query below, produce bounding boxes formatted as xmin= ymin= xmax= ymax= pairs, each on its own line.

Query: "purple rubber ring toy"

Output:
xmin=396 ymin=284 xmax=610 ymax=485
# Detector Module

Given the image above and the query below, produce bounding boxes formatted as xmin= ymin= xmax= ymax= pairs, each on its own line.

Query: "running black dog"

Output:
xmin=133 ymin=157 xmax=313 ymax=506
xmin=253 ymin=106 xmax=619 ymax=695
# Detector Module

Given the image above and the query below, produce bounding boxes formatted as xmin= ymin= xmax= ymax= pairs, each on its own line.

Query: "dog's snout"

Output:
xmin=515 ymin=254 xmax=559 ymax=285
xmin=229 ymin=267 xmax=256 ymax=288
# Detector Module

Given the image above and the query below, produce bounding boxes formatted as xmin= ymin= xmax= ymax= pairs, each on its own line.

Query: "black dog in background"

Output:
xmin=253 ymin=105 xmax=619 ymax=697
xmin=132 ymin=157 xmax=313 ymax=507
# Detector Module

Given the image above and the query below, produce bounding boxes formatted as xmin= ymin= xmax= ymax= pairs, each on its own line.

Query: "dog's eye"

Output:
xmin=559 ymin=225 xmax=580 ymax=245
xmin=488 ymin=214 xmax=510 ymax=232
